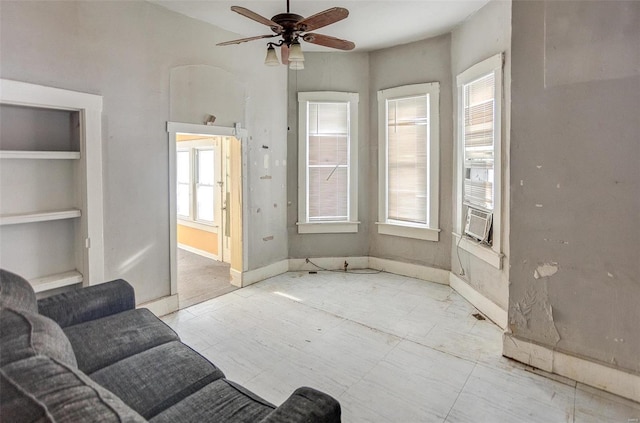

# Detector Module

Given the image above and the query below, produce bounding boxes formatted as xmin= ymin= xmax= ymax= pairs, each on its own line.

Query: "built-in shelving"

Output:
xmin=1 ymin=79 xmax=105 ymax=294
xmin=0 ymin=150 xmax=80 ymax=160
xmin=30 ymin=270 xmax=83 ymax=293
xmin=0 ymin=209 xmax=81 ymax=226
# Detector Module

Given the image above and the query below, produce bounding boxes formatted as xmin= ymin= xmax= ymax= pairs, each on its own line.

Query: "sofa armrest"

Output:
xmin=37 ymin=279 xmax=135 ymax=328
xmin=258 ymin=387 xmax=341 ymax=423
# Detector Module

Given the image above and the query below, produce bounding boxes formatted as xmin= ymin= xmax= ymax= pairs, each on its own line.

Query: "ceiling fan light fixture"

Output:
xmin=289 ymin=60 xmax=305 ymax=70
xmin=264 ymin=45 xmax=280 ymax=66
xmin=288 ymin=40 xmax=305 ymax=62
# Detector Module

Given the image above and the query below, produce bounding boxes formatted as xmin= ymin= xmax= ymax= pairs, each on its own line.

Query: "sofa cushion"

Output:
xmin=90 ymin=340 xmax=225 ymax=419
xmin=0 ymin=355 xmax=146 ymax=423
xmin=0 ymin=308 xmax=77 ymax=368
xmin=64 ymin=308 xmax=180 ymax=373
xmin=0 ymin=269 xmax=37 ymax=313
xmin=150 ymin=378 xmax=275 ymax=423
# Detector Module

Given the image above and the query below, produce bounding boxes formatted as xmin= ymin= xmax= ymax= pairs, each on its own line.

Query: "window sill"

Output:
xmin=376 ymin=222 xmax=440 ymax=241
xmin=453 ymin=232 xmax=503 ymax=269
xmin=297 ymin=221 xmax=360 ymax=234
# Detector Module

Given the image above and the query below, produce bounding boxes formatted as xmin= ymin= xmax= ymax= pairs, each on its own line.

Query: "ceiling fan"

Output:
xmin=216 ymin=0 xmax=355 ymax=69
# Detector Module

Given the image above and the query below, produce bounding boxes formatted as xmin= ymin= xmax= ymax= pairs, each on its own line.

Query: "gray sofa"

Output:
xmin=0 ymin=269 xmax=341 ymax=422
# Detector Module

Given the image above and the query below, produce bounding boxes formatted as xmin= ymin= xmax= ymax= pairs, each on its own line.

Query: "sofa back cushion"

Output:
xmin=1 ymin=355 xmax=147 ymax=423
xmin=0 ymin=269 xmax=37 ymax=313
xmin=0 ymin=308 xmax=77 ymax=368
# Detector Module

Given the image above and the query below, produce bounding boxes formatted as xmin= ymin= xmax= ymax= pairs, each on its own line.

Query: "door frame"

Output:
xmin=167 ymin=122 xmax=248 ymax=296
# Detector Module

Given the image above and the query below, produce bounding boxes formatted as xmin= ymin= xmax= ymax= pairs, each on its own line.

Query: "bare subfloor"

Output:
xmin=177 ymin=248 xmax=236 ymax=309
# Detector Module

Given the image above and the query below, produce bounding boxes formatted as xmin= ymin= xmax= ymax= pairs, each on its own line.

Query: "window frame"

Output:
xmin=455 ymin=53 xmax=504 ymax=269
xmin=176 ymin=139 xmax=219 ymax=230
xmin=297 ymin=91 xmax=360 ymax=234
xmin=377 ymin=82 xmax=441 ymax=242
xmin=194 ymin=147 xmax=216 ymax=224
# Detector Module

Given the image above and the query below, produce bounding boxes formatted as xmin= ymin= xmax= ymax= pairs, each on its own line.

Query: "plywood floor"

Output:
xmin=177 ymin=248 xmax=237 ymax=309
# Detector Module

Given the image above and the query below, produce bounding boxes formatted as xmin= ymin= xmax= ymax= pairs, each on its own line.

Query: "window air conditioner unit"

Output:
xmin=464 ymin=207 xmax=492 ymax=242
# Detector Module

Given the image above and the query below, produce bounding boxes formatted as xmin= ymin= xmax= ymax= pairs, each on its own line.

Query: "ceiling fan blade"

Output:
xmin=295 ymin=7 xmax=349 ymax=32
xmin=217 ymin=34 xmax=278 ymax=46
xmin=302 ymin=33 xmax=355 ymax=51
xmin=230 ymin=6 xmax=283 ymax=32
xmin=281 ymin=45 xmax=290 ymax=64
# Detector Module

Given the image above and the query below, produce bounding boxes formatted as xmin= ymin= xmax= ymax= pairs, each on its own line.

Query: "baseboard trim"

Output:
xmin=177 ymin=244 xmax=220 ymax=261
xmin=503 ymin=333 xmax=640 ymax=403
xmin=449 ymin=273 xmax=507 ymax=329
xmin=233 ymin=259 xmax=289 ymax=288
xmin=289 ymin=256 xmax=369 ymax=272
xmin=368 ymin=257 xmax=450 ymax=285
xmin=139 ymin=294 xmax=179 ymax=317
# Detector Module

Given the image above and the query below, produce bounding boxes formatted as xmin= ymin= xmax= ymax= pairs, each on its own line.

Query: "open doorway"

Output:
xmin=168 ymin=124 xmax=245 ymax=310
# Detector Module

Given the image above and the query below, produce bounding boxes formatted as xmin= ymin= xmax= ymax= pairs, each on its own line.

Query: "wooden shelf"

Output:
xmin=0 ymin=150 xmax=80 ymax=160
xmin=30 ymin=270 xmax=83 ymax=293
xmin=0 ymin=209 xmax=81 ymax=226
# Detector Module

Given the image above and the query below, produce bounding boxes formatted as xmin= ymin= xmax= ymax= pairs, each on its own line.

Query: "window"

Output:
xmin=176 ymin=142 xmax=217 ymax=226
xmin=297 ymin=92 xmax=359 ymax=234
xmin=456 ymin=53 xmax=503 ymax=268
xmin=377 ymin=83 xmax=440 ymax=241
xmin=176 ymin=150 xmax=191 ymax=218
xmin=195 ymin=148 xmax=215 ymax=223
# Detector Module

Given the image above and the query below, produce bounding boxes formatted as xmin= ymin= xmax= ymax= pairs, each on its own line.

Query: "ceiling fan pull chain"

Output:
xmin=287 ymin=0 xmax=290 ymax=13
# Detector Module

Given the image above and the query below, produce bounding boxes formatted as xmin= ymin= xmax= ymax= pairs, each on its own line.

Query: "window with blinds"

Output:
xmin=297 ymin=92 xmax=359 ymax=234
xmin=463 ymin=72 xmax=495 ymax=211
xmin=377 ymin=82 xmax=440 ymax=241
xmin=386 ymin=95 xmax=429 ymax=224
xmin=307 ymin=102 xmax=350 ymax=221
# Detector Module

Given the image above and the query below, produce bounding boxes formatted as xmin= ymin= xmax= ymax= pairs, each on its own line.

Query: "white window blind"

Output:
xmin=307 ymin=102 xmax=349 ymax=221
xmin=176 ymin=150 xmax=190 ymax=218
xmin=386 ymin=95 xmax=429 ymax=225
xmin=463 ymin=73 xmax=495 ymax=210
xmin=195 ymin=148 xmax=215 ymax=223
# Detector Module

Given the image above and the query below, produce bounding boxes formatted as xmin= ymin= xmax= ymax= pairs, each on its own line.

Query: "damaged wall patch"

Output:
xmin=534 ymin=263 xmax=558 ymax=279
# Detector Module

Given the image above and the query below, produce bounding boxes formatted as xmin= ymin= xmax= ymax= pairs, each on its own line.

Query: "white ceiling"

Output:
xmin=152 ymin=0 xmax=491 ymax=52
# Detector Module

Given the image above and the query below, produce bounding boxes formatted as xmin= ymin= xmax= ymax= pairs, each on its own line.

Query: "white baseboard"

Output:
xmin=289 ymin=256 xmax=369 ymax=272
xmin=178 ymin=244 xmax=220 ymax=261
xmin=139 ymin=294 xmax=179 ymax=317
xmin=232 ymin=259 xmax=289 ymax=288
xmin=368 ymin=257 xmax=450 ymax=285
xmin=449 ymin=273 xmax=507 ymax=329
xmin=503 ymin=333 xmax=640 ymax=403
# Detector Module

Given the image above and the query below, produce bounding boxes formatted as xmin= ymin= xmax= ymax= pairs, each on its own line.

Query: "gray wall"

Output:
xmin=368 ymin=34 xmax=453 ymax=269
xmin=286 ymin=53 xmax=370 ymax=258
xmin=510 ymin=1 xmax=639 ymax=372
xmin=450 ymin=0 xmax=512 ymax=309
xmin=0 ymin=1 xmax=288 ymax=303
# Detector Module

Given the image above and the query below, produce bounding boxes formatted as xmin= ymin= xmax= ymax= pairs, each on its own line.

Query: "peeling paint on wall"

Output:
xmin=263 ymin=235 xmax=274 ymax=242
xmin=534 ymin=263 xmax=558 ymax=279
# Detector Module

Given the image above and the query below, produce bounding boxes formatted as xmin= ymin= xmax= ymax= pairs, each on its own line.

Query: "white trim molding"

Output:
xmin=289 ymin=257 xmax=369 ymax=272
xmin=368 ymin=257 xmax=449 ymax=285
xmin=449 ymin=272 xmax=507 ymax=329
xmin=177 ymin=244 xmax=219 ymax=261
xmin=139 ymin=294 xmax=179 ymax=317
xmin=377 ymin=82 xmax=441 ymax=241
xmin=503 ymin=333 xmax=640 ymax=403
xmin=231 ymin=259 xmax=290 ymax=288
xmin=297 ymin=92 xmax=359 ymax=234
xmin=453 ymin=233 xmax=504 ymax=269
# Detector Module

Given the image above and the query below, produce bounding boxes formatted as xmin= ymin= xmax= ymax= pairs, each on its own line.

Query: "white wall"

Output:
xmin=286 ymin=53 xmax=370 ymax=258
xmin=510 ymin=0 xmax=639 ymax=373
xmin=368 ymin=34 xmax=454 ymax=270
xmin=450 ymin=0 xmax=512 ymax=309
xmin=0 ymin=0 xmax=288 ymax=303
